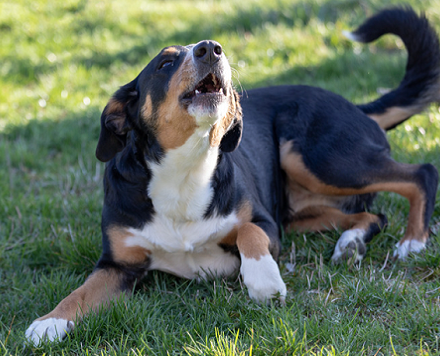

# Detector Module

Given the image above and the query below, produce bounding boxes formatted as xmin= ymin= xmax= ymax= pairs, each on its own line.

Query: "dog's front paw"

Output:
xmin=240 ymin=254 xmax=287 ymax=303
xmin=393 ymin=239 xmax=425 ymax=260
xmin=25 ymin=317 xmax=74 ymax=345
xmin=332 ymin=229 xmax=366 ymax=264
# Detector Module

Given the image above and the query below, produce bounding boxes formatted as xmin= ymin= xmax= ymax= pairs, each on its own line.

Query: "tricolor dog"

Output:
xmin=26 ymin=7 xmax=439 ymax=344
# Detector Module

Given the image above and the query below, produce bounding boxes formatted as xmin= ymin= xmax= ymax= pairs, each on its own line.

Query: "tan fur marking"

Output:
xmin=219 ymin=227 xmax=238 ymax=247
xmin=161 ymin=47 xmax=179 ymax=56
xmin=283 ymin=174 xmax=348 ymax=213
xmin=209 ymin=114 xmax=233 ymax=147
xmin=141 ymin=94 xmax=153 ymax=122
xmin=236 ymin=222 xmax=270 ymax=260
xmin=108 ymin=226 xmax=151 ymax=265
xmin=209 ymin=90 xmax=238 ymax=147
xmin=156 ymin=54 xmax=198 ymax=150
xmin=369 ymin=106 xmax=416 ymax=130
xmin=105 ymin=97 xmax=124 ymax=115
xmin=289 ymin=206 xmax=381 ymax=232
xmin=281 ymin=141 xmax=422 ymax=197
xmin=218 ymin=201 xmax=253 ymax=247
xmin=237 ymin=200 xmax=253 ymax=222
xmin=280 ymin=140 xmax=427 ymax=242
xmin=36 ymin=269 xmax=122 ymax=322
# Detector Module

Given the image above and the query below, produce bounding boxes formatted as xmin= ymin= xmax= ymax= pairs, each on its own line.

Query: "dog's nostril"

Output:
xmin=214 ymin=45 xmax=222 ymax=56
xmin=194 ymin=46 xmax=207 ymax=58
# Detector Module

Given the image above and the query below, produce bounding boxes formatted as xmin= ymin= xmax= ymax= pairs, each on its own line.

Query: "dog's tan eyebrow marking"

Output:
xmin=161 ymin=47 xmax=179 ymax=56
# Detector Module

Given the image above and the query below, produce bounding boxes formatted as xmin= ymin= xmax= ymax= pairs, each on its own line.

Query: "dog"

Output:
xmin=26 ymin=7 xmax=439 ymax=344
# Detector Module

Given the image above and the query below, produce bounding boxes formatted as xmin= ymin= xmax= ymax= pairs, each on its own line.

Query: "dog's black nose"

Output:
xmin=193 ymin=40 xmax=223 ymax=65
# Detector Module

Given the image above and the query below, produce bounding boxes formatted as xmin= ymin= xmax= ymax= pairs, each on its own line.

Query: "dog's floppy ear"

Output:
xmin=220 ymin=90 xmax=243 ymax=153
xmin=96 ymin=78 xmax=139 ymax=162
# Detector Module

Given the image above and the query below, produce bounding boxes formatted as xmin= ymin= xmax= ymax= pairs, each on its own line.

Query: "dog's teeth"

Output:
xmin=195 ymin=89 xmax=201 ymax=95
xmin=219 ymin=88 xmax=223 ymax=94
xmin=213 ymin=76 xmax=217 ymax=85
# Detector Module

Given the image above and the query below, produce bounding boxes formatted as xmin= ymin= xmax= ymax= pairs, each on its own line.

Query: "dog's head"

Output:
xmin=96 ymin=40 xmax=242 ymax=162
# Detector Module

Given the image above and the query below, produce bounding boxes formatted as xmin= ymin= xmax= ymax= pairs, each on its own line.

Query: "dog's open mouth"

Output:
xmin=181 ymin=73 xmax=227 ymax=106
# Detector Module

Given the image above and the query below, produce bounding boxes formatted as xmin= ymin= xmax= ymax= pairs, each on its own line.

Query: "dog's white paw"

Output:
xmin=393 ymin=240 xmax=425 ymax=260
xmin=25 ymin=317 xmax=74 ymax=345
xmin=240 ymin=254 xmax=287 ymax=303
xmin=332 ymin=229 xmax=366 ymax=263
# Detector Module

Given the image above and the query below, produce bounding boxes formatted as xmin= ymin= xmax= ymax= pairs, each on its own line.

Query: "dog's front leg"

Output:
xmin=25 ymin=266 xmax=140 ymax=345
xmin=26 ymin=226 xmax=150 ymax=345
xmin=236 ymin=222 xmax=286 ymax=303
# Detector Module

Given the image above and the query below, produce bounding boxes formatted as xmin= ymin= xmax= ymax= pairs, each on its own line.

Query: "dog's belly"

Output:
xmin=126 ymin=212 xmax=240 ymax=279
xmin=150 ymin=242 xmax=240 ymax=279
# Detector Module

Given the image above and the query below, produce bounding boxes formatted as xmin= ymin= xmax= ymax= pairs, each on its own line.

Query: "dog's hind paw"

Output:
xmin=393 ymin=240 xmax=425 ymax=260
xmin=25 ymin=318 xmax=74 ymax=345
xmin=240 ymin=254 xmax=287 ymax=304
xmin=332 ymin=229 xmax=367 ymax=264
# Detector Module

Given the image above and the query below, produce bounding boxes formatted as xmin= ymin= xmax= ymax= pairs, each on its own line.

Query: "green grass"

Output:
xmin=1 ymin=0 xmax=440 ymax=355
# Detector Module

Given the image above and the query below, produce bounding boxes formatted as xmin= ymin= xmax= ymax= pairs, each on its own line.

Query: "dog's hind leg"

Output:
xmin=288 ymin=205 xmax=387 ymax=263
xmin=281 ymin=140 xmax=438 ymax=261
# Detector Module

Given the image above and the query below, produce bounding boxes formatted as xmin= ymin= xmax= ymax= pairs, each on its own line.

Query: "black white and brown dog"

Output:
xmin=26 ymin=7 xmax=439 ymax=344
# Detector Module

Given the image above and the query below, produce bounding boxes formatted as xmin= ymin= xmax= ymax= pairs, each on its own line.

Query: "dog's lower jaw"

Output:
xmin=25 ymin=318 xmax=74 ymax=345
xmin=240 ymin=254 xmax=287 ymax=303
xmin=188 ymin=95 xmax=230 ymax=129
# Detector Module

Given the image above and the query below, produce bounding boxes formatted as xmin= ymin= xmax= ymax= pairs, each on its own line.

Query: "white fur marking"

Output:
xmin=150 ymin=240 xmax=240 ymax=280
xmin=143 ymin=107 xmax=242 ymax=279
xmin=148 ymin=132 xmax=219 ymax=221
xmin=25 ymin=318 xmax=73 ymax=345
xmin=126 ymin=212 xmax=240 ymax=279
xmin=188 ymin=97 xmax=230 ymax=129
xmin=240 ymin=254 xmax=286 ymax=303
xmin=393 ymin=240 xmax=426 ymax=260
xmin=342 ymin=30 xmax=361 ymax=42
xmin=331 ymin=228 xmax=366 ymax=263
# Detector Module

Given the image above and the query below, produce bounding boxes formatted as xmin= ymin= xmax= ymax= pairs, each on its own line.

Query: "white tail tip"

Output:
xmin=342 ymin=30 xmax=360 ymax=42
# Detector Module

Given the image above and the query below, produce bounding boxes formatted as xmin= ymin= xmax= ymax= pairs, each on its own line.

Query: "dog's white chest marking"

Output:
xmin=148 ymin=132 xmax=218 ymax=221
xmin=127 ymin=131 xmax=240 ymax=279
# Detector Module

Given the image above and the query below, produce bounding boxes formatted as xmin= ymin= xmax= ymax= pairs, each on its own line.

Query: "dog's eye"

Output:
xmin=158 ymin=60 xmax=173 ymax=70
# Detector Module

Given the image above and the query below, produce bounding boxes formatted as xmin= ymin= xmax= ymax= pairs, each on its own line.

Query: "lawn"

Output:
xmin=1 ymin=0 xmax=440 ymax=355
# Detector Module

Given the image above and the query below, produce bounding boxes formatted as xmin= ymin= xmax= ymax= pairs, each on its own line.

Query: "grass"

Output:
xmin=1 ymin=0 xmax=440 ymax=355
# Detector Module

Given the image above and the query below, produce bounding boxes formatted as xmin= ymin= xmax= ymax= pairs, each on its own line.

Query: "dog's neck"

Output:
xmin=147 ymin=129 xmax=219 ymax=222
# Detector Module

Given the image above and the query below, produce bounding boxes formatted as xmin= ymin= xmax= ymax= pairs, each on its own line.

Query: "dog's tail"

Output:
xmin=347 ymin=7 xmax=440 ymax=131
